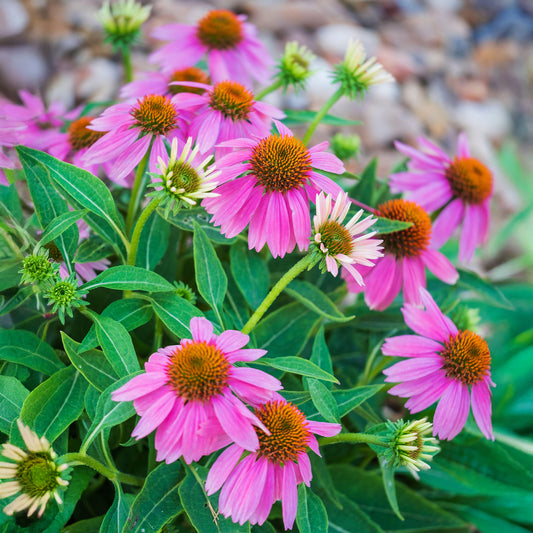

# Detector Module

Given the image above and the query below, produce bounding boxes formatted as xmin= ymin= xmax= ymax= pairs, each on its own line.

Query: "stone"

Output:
xmin=315 ymin=24 xmax=380 ymax=59
xmin=453 ymin=100 xmax=511 ymax=141
xmin=376 ymin=45 xmax=419 ymax=82
xmin=0 ymin=0 xmax=29 ymax=39
xmin=0 ymin=46 xmax=48 ymax=93
xmin=76 ymin=58 xmax=121 ymax=102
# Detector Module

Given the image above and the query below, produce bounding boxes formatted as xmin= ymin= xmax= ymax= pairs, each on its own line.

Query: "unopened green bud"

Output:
xmin=19 ymin=249 xmax=59 ymax=285
xmin=331 ymin=132 xmax=361 ymax=161
xmin=174 ymin=281 xmax=197 ymax=305
xmin=276 ymin=41 xmax=316 ymax=92
xmin=44 ymin=275 xmax=87 ymax=324
xmin=450 ymin=304 xmax=481 ymax=333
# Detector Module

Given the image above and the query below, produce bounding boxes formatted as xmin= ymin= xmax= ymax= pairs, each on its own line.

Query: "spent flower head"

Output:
xmin=148 ymin=137 xmax=220 ymax=217
xmin=276 ymin=41 xmax=316 ymax=92
xmin=332 ymin=39 xmax=394 ymax=99
xmin=19 ymin=248 xmax=59 ymax=285
xmin=382 ymin=418 xmax=440 ymax=479
xmin=44 ymin=274 xmax=87 ymax=324
xmin=0 ymin=420 xmax=69 ymax=518
xmin=99 ymin=0 xmax=151 ymax=50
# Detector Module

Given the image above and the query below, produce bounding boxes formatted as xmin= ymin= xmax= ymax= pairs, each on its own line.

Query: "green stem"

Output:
xmin=127 ymin=197 xmax=161 ymax=266
xmin=57 ymin=452 xmax=144 ymax=486
xmin=241 ymin=254 xmax=318 ymax=335
xmin=126 ymin=141 xmax=153 ymax=235
xmin=122 ymin=46 xmax=133 ymax=83
xmin=255 ymin=79 xmax=284 ymax=100
xmin=0 ymin=226 xmax=24 ymax=260
xmin=302 ymin=87 xmax=344 ymax=145
xmin=318 ymin=432 xmax=388 ymax=448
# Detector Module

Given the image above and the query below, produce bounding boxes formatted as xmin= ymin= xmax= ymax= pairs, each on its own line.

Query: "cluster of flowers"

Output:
xmin=0 ymin=1 xmax=496 ymax=526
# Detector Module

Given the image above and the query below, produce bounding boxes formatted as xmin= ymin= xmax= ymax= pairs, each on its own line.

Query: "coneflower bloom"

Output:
xmin=150 ymin=9 xmax=273 ymax=87
xmin=171 ymin=79 xmax=284 ymax=156
xmin=0 ymin=117 xmax=26 ymax=184
xmin=81 ymin=94 xmax=186 ymax=184
xmin=389 ymin=134 xmax=493 ymax=263
xmin=112 ymin=317 xmax=282 ymax=464
xmin=382 ymin=288 xmax=495 ymax=441
xmin=120 ymin=67 xmax=210 ymax=100
xmin=0 ymin=420 xmax=69 ymax=517
xmin=202 ymin=122 xmax=345 ymax=258
xmin=344 ymin=199 xmax=458 ymax=310
xmin=205 ymin=398 xmax=341 ymax=529
xmin=312 ymin=191 xmax=382 ymax=286
xmin=149 ymin=137 xmax=220 ymax=216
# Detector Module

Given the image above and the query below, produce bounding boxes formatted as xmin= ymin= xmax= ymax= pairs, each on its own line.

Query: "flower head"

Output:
xmin=312 ymin=191 xmax=382 ymax=286
xmin=382 ymin=418 xmax=440 ymax=478
xmin=205 ymin=398 xmax=341 ymax=529
xmin=382 ymin=288 xmax=495 ymax=440
xmin=44 ymin=274 xmax=87 ymax=324
xmin=0 ymin=420 xmax=69 ymax=518
xmin=81 ymin=94 xmax=186 ymax=185
xmin=112 ymin=317 xmax=282 ymax=464
xmin=332 ymin=39 xmax=394 ymax=99
xmin=150 ymin=10 xmax=274 ymax=87
xmin=148 ymin=137 xmax=220 ymax=216
xmin=99 ymin=0 xmax=151 ymax=50
xmin=344 ymin=199 xmax=458 ymax=310
xmin=276 ymin=41 xmax=316 ymax=92
xmin=202 ymin=122 xmax=345 ymax=258
xmin=389 ymin=134 xmax=493 ymax=263
xmin=19 ymin=248 xmax=59 ymax=285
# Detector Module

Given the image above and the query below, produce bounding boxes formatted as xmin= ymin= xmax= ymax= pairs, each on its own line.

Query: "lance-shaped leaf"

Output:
xmin=150 ymin=292 xmax=204 ymax=339
xmin=39 ymin=209 xmax=88 ymax=246
xmin=0 ymin=376 xmax=29 ymax=435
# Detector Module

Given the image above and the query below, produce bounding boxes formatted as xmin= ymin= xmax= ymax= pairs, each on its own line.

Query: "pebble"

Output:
xmin=0 ymin=0 xmax=29 ymax=39
xmin=76 ymin=58 xmax=121 ymax=102
xmin=0 ymin=46 xmax=48 ymax=93
xmin=453 ymin=100 xmax=512 ymax=141
xmin=315 ymin=24 xmax=380 ymax=59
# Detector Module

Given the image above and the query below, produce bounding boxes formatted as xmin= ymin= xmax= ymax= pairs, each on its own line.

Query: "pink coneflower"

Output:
xmin=312 ymin=191 xmax=383 ymax=286
xmin=120 ymin=66 xmax=210 ymax=100
xmin=150 ymin=9 xmax=273 ymax=87
xmin=0 ymin=117 xmax=26 ymax=185
xmin=343 ymin=199 xmax=458 ymax=310
xmin=205 ymin=398 xmax=341 ymax=529
xmin=171 ymin=79 xmax=284 ymax=156
xmin=81 ymin=94 xmax=186 ymax=184
xmin=389 ymin=134 xmax=493 ymax=263
xmin=112 ymin=317 xmax=282 ymax=464
xmin=382 ymin=288 xmax=495 ymax=441
xmin=202 ymin=123 xmax=345 ymax=258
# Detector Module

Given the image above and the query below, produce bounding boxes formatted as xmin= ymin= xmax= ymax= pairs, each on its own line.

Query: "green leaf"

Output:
xmin=296 ymin=485 xmax=328 ymax=533
xmin=39 ymin=209 xmax=88 ymax=246
xmin=62 ymin=333 xmax=118 ymax=392
xmin=333 ymin=385 xmax=383 ymax=418
xmin=74 ymin=238 xmax=114 ymax=264
xmin=457 ymin=268 xmax=514 ymax=310
xmin=0 ymin=328 xmax=65 ymax=375
xmin=165 ymin=206 xmax=236 ymax=244
xmin=19 ymin=365 xmax=89 ymax=443
xmin=308 ymin=327 xmax=333 ymax=386
xmin=135 ymin=210 xmax=170 ymax=270
xmin=0 ymin=285 xmax=34 ymax=317
xmin=81 ymin=265 xmax=175 ymax=293
xmin=230 ymin=241 xmax=269 ymax=309
xmin=380 ymin=457 xmax=404 ymax=521
xmin=260 ymin=356 xmax=339 ymax=384
xmin=60 ymin=516 xmax=104 ymax=532
xmin=0 ymin=376 xmax=29 ymax=435
xmin=282 ymin=109 xmax=362 ymax=126
xmin=150 ymin=292 xmax=204 ymax=339
xmin=179 ymin=465 xmax=250 ymax=533
xmin=253 ymin=302 xmax=322 ymax=358
xmin=125 ymin=462 xmax=183 ymax=533
xmin=82 ymin=373 xmax=139 ymax=452
xmin=349 ymin=157 xmax=377 ymax=207
xmin=307 ymin=378 xmax=340 ymax=423
xmin=100 ymin=483 xmax=132 ymax=533
xmin=17 ymin=146 xmax=78 ymax=271
xmin=80 ymin=298 xmax=153 ymax=352
xmin=0 ymin=183 xmax=22 ymax=221
xmin=324 ymin=492 xmax=385 ymax=533
xmin=194 ymin=221 xmax=227 ymax=311
xmin=373 ymin=217 xmax=412 ymax=234
xmin=89 ymin=313 xmax=140 ymax=377
xmin=286 ymin=280 xmax=353 ymax=322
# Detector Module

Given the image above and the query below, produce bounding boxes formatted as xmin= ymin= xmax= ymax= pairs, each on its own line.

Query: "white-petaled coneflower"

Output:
xmin=0 ymin=420 xmax=69 ymax=518
xmin=99 ymin=0 xmax=151 ymax=50
xmin=276 ymin=41 xmax=316 ymax=92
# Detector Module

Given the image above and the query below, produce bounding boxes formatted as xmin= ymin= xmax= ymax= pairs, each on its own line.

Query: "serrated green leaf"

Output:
xmin=125 ymin=462 xmax=183 ymax=533
xmin=373 ymin=217 xmax=412 ymax=234
xmin=62 ymin=333 xmax=118 ymax=392
xmin=80 ymin=298 xmax=153 ymax=352
xmin=286 ymin=280 xmax=353 ymax=322
xmin=39 ymin=209 xmax=88 ymax=246
xmin=149 ymin=292 xmax=204 ymax=338
xmin=230 ymin=241 xmax=269 ymax=310
xmin=296 ymin=485 xmax=328 ymax=533
xmin=19 ymin=365 xmax=89 ymax=443
xmin=81 ymin=265 xmax=175 ymax=293
xmin=0 ymin=328 xmax=65 ymax=375
xmin=457 ymin=268 xmax=514 ymax=310
xmin=194 ymin=222 xmax=227 ymax=312
xmin=260 ymin=357 xmax=339 ymax=384
xmin=0 ymin=376 xmax=29 ymax=435
xmin=135 ymin=210 xmax=170 ymax=270
xmin=308 ymin=378 xmax=340 ymax=423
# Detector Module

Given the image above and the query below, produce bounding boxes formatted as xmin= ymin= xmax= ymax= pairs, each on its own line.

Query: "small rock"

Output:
xmin=76 ymin=58 xmax=121 ymax=101
xmin=315 ymin=24 xmax=380 ymax=59
xmin=425 ymin=0 xmax=462 ymax=12
xmin=0 ymin=0 xmax=29 ymax=39
xmin=46 ymin=72 xmax=77 ymax=111
xmin=0 ymin=46 xmax=48 ymax=92
xmin=453 ymin=100 xmax=511 ymax=141
xmin=448 ymin=77 xmax=489 ymax=102
xmin=376 ymin=45 xmax=419 ymax=82
xmin=472 ymin=40 xmax=519 ymax=70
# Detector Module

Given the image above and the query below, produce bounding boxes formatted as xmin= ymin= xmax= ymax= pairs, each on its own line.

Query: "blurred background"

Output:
xmin=1 ymin=0 xmax=532 ymax=279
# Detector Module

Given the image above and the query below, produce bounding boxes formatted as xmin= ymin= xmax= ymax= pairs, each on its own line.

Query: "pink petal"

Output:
xmin=307 ymin=421 xmax=341 ymax=437
xmin=456 ymin=133 xmax=470 ymax=159
xmin=112 ymin=372 xmax=167 ymax=401
xmin=402 ymin=256 xmax=426 ymax=305
xmin=364 ymin=255 xmax=402 ymax=311
xmin=215 ymin=329 xmax=249 ymax=355
xmin=471 ymin=377 xmax=494 ymax=440
xmin=384 ymin=357 xmax=443 ymax=381
xmin=230 ymin=367 xmax=282 ymax=392
xmin=382 ymin=335 xmax=444 ymax=357
xmin=419 ymin=288 xmax=458 ymax=337
xmin=205 ymin=444 xmax=244 ymax=495
xmin=311 ymin=151 xmax=345 ymax=174
xmin=433 ymin=380 xmax=470 ymax=440
xmin=131 ymin=391 xmax=176 ymax=439
xmin=281 ymin=462 xmax=298 ymax=530
xmin=402 ymin=373 xmax=450 ymax=412
xmin=226 ymin=348 xmax=267 ymax=363
xmin=190 ymin=316 xmax=214 ymax=342
xmin=422 ymin=249 xmax=459 ymax=285
xmin=458 ymin=204 xmax=481 ymax=263
xmin=431 ymin=198 xmax=464 ymax=248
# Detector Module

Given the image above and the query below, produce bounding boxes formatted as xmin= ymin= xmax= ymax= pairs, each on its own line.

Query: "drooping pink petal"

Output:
xmin=458 ymin=203 xmax=481 ymax=263
xmin=422 ymin=249 xmax=459 ymax=285
xmin=364 ymin=255 xmax=402 ymax=311
xmin=471 ymin=378 xmax=494 ymax=440
xmin=206 ymin=444 xmax=245 ymax=495
xmin=431 ymin=198 xmax=464 ymax=248
xmin=433 ymin=380 xmax=470 ymax=440
xmin=281 ymin=461 xmax=298 ymax=530
xmin=402 ymin=256 xmax=426 ymax=305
